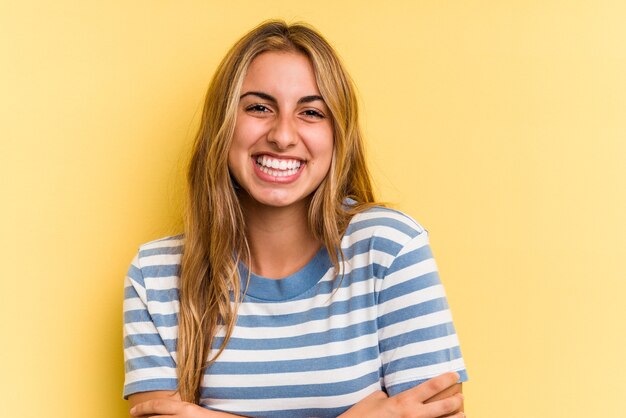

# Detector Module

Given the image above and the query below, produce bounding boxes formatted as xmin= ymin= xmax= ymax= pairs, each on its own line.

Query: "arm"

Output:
xmin=338 ymin=372 xmax=464 ymax=418
xmin=127 ymin=380 xmax=464 ymax=418
xmin=128 ymin=390 xmax=179 ymax=411
xmin=124 ymin=252 xmax=234 ymax=417
xmin=128 ymin=391 xmax=243 ymax=418
xmin=355 ymin=221 xmax=467 ymax=417
xmin=426 ymin=383 xmax=463 ymax=414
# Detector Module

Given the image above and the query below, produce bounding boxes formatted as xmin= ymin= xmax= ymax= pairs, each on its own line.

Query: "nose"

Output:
xmin=267 ymin=113 xmax=298 ymax=150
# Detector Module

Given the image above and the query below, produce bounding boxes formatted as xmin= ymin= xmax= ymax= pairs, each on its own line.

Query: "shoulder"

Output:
xmin=127 ymin=234 xmax=184 ymax=290
xmin=344 ymin=206 xmax=427 ymax=246
xmin=341 ymin=206 xmax=431 ymax=275
xmin=138 ymin=234 xmax=185 ymax=258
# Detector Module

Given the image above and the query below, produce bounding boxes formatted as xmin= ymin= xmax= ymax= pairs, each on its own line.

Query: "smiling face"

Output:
xmin=228 ymin=51 xmax=334 ymax=210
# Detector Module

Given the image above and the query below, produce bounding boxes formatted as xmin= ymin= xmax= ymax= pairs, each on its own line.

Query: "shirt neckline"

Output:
xmin=237 ymin=246 xmax=332 ymax=301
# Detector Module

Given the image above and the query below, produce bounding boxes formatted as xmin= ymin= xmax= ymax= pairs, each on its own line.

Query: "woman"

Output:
xmin=123 ymin=20 xmax=468 ymax=417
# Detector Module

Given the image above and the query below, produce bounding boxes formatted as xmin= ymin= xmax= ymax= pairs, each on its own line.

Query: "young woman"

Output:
xmin=123 ymin=20 xmax=468 ymax=418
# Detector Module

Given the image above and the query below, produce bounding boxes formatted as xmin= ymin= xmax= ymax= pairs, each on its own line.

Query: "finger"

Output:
xmin=403 ymin=372 xmax=461 ymax=403
xmin=420 ymin=393 xmax=464 ymax=417
xmin=136 ymin=414 xmax=176 ymax=418
xmin=130 ymin=398 xmax=179 ymax=416
xmin=136 ymin=416 xmax=175 ymax=418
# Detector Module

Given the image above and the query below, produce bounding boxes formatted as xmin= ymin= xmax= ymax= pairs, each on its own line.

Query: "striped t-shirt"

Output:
xmin=123 ymin=206 xmax=468 ymax=417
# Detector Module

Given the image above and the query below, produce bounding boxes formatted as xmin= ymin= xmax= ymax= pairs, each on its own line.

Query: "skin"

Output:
xmin=128 ymin=377 xmax=463 ymax=418
xmin=128 ymin=51 xmax=464 ymax=417
xmin=227 ymin=51 xmax=334 ymax=278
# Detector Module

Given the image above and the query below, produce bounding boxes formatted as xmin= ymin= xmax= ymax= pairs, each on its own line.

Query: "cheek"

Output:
xmin=229 ymin=123 xmax=254 ymax=162
xmin=227 ymin=136 xmax=247 ymax=176
xmin=230 ymin=117 xmax=250 ymax=152
xmin=307 ymin=139 xmax=334 ymax=178
xmin=319 ymin=131 xmax=335 ymax=165
xmin=232 ymin=115 xmax=267 ymax=143
xmin=226 ymin=148 xmax=236 ymax=172
xmin=305 ymin=124 xmax=334 ymax=153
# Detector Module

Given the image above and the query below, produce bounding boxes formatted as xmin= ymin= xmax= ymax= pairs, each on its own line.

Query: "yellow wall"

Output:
xmin=1 ymin=1 xmax=624 ymax=417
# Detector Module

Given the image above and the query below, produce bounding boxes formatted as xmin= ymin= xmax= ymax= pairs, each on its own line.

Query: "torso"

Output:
xmin=123 ymin=206 xmax=468 ymax=417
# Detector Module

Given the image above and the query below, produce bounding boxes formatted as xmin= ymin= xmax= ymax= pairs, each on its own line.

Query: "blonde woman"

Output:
xmin=123 ymin=20 xmax=468 ymax=418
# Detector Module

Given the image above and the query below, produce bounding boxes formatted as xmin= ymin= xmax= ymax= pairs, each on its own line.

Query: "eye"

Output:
xmin=246 ymin=104 xmax=272 ymax=114
xmin=301 ymin=109 xmax=325 ymax=119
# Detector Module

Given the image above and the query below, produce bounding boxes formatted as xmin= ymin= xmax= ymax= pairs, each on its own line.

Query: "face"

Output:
xmin=228 ymin=51 xmax=334 ymax=210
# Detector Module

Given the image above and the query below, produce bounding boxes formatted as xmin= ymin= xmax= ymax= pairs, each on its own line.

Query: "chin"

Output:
xmin=243 ymin=189 xmax=310 ymax=209
xmin=255 ymin=197 xmax=302 ymax=208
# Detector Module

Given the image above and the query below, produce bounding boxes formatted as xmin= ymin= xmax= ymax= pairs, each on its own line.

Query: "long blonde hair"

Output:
xmin=178 ymin=20 xmax=378 ymax=402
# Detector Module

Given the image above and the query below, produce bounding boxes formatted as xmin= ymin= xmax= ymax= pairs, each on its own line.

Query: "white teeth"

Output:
xmin=255 ymin=155 xmax=303 ymax=174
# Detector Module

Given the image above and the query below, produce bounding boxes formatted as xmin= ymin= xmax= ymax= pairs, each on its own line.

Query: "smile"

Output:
xmin=254 ymin=155 xmax=304 ymax=177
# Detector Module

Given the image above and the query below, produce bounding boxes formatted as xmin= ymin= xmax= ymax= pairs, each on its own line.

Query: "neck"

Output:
xmin=239 ymin=194 xmax=321 ymax=279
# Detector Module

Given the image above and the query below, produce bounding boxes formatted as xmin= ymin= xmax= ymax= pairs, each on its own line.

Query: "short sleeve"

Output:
xmin=123 ymin=253 xmax=178 ymax=398
xmin=376 ymin=230 xmax=468 ymax=396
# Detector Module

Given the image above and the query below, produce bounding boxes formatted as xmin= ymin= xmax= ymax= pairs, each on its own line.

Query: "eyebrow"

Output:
xmin=239 ymin=91 xmax=325 ymax=105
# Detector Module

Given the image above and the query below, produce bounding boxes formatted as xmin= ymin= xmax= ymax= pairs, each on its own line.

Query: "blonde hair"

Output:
xmin=178 ymin=20 xmax=378 ymax=402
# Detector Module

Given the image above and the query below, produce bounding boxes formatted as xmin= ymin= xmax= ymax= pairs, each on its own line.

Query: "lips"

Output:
xmin=252 ymin=154 xmax=305 ymax=181
xmin=254 ymin=154 xmax=305 ymax=177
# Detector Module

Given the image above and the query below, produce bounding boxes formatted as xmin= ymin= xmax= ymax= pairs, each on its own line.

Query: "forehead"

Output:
xmin=242 ymin=51 xmax=320 ymax=95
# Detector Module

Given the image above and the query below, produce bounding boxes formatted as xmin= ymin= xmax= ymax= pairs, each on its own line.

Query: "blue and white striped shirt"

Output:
xmin=123 ymin=206 xmax=468 ymax=417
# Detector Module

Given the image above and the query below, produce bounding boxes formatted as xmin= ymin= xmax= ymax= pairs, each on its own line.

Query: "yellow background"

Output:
xmin=1 ymin=1 xmax=624 ymax=417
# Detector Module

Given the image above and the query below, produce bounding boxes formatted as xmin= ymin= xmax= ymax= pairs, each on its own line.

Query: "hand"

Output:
xmin=129 ymin=398 xmax=240 ymax=418
xmin=339 ymin=372 xmax=464 ymax=418
xmin=130 ymin=398 xmax=202 ymax=417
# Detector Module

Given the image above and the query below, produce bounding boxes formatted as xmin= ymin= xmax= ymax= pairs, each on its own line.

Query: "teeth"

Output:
xmin=255 ymin=155 xmax=303 ymax=174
